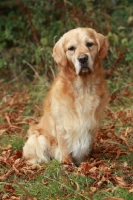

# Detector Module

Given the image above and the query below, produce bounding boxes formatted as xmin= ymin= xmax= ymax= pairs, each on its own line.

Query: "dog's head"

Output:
xmin=53 ymin=28 xmax=108 ymax=75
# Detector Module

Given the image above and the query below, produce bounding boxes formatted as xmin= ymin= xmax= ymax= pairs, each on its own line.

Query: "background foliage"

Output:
xmin=0 ymin=0 xmax=133 ymax=83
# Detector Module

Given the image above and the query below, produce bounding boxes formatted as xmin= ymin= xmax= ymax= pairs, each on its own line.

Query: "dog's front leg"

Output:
xmin=57 ymin=133 xmax=72 ymax=164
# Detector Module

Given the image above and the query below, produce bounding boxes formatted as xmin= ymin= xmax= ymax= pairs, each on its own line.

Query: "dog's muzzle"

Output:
xmin=78 ymin=54 xmax=91 ymax=74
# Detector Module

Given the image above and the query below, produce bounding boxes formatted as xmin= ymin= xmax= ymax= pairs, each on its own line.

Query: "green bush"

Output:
xmin=0 ymin=0 xmax=132 ymax=81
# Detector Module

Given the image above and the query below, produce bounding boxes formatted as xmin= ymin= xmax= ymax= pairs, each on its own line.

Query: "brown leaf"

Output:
xmin=5 ymin=113 xmax=11 ymax=125
xmin=62 ymin=162 xmax=74 ymax=172
xmin=91 ymin=153 xmax=100 ymax=158
xmin=97 ymin=176 xmax=106 ymax=187
xmin=0 ymin=144 xmax=12 ymax=151
xmin=90 ymin=186 xmax=97 ymax=192
xmin=89 ymin=166 xmax=97 ymax=173
xmin=129 ymin=188 xmax=133 ymax=193
xmin=42 ymin=179 xmax=48 ymax=185
xmin=0 ymin=129 xmax=7 ymax=136
xmin=120 ymin=135 xmax=130 ymax=149
xmin=9 ymin=195 xmax=21 ymax=200
xmin=0 ymin=169 xmax=14 ymax=181
xmin=78 ymin=162 xmax=92 ymax=175
xmin=4 ymin=184 xmax=15 ymax=193
xmin=116 ymin=149 xmax=121 ymax=159
xmin=113 ymin=176 xmax=128 ymax=187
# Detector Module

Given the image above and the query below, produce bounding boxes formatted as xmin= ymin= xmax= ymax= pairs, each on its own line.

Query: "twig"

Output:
xmin=49 ymin=65 xmax=56 ymax=79
xmin=106 ymin=106 xmax=123 ymax=124
xmin=14 ymin=180 xmax=36 ymax=200
xmin=69 ymin=178 xmax=94 ymax=200
xmin=111 ymin=82 xmax=133 ymax=96
xmin=8 ymin=71 xmax=26 ymax=83
xmin=23 ymin=60 xmax=43 ymax=82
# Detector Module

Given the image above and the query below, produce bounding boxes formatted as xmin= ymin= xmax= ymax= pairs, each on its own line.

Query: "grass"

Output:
xmin=93 ymin=187 xmax=133 ymax=200
xmin=1 ymin=159 xmax=132 ymax=199
xmin=0 ymin=72 xmax=133 ymax=200
xmin=0 ymin=133 xmax=24 ymax=151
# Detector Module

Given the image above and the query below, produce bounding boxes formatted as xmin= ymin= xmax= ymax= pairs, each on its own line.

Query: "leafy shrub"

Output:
xmin=0 ymin=0 xmax=132 ymax=81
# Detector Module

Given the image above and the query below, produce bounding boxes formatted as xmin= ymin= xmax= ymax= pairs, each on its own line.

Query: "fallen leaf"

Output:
xmin=4 ymin=184 xmax=15 ymax=193
xmin=0 ymin=144 xmax=12 ymax=151
xmin=120 ymin=135 xmax=130 ymax=148
xmin=42 ymin=179 xmax=48 ymax=185
xmin=89 ymin=166 xmax=97 ymax=173
xmin=129 ymin=188 xmax=133 ymax=193
xmin=97 ymin=176 xmax=106 ymax=187
xmin=113 ymin=176 xmax=128 ymax=187
xmin=0 ymin=129 xmax=6 ymax=136
xmin=90 ymin=186 xmax=97 ymax=192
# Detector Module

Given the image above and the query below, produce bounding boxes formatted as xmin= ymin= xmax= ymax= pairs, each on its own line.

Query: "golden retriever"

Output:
xmin=23 ymin=27 xmax=109 ymax=165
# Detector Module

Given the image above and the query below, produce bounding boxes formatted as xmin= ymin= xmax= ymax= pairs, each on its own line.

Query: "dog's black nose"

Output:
xmin=78 ymin=54 xmax=88 ymax=64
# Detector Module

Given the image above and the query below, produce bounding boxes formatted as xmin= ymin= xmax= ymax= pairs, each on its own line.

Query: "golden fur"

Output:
xmin=23 ymin=27 xmax=109 ymax=165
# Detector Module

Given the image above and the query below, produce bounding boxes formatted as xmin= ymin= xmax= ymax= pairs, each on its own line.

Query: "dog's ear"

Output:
xmin=52 ymin=37 xmax=67 ymax=67
xmin=95 ymin=32 xmax=109 ymax=59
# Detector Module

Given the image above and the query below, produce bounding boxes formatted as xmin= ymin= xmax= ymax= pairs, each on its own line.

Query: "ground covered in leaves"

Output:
xmin=0 ymin=80 xmax=133 ymax=200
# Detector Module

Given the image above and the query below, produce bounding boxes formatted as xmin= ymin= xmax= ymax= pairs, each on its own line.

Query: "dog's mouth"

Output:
xmin=79 ymin=65 xmax=92 ymax=75
xmin=81 ymin=67 xmax=90 ymax=73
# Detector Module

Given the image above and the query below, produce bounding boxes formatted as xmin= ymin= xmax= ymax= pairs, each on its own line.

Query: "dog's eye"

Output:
xmin=68 ymin=46 xmax=75 ymax=51
xmin=86 ymin=42 xmax=94 ymax=48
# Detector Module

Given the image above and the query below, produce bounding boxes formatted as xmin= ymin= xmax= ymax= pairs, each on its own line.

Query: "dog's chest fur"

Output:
xmin=52 ymin=77 xmax=101 ymax=162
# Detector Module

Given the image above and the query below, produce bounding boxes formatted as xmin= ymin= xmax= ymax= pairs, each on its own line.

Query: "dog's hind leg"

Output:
xmin=23 ymin=130 xmax=50 ymax=164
